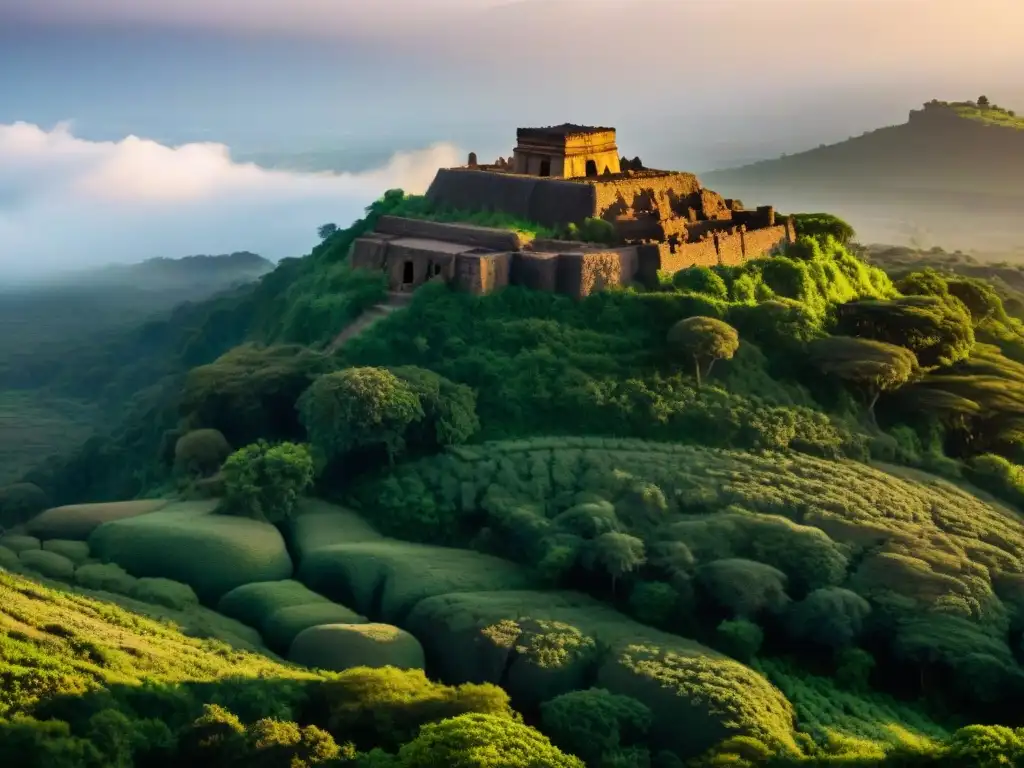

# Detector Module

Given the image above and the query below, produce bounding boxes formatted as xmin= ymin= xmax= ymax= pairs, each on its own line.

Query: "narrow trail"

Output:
xmin=326 ymin=290 xmax=413 ymax=353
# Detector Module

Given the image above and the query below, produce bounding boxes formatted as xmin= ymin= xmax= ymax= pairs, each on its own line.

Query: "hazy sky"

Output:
xmin=1 ymin=0 xmax=1021 ymax=276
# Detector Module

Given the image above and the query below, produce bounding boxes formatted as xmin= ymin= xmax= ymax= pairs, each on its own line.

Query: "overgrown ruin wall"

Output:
xmin=555 ymin=248 xmax=640 ymax=298
xmin=455 ymin=253 xmax=511 ymax=295
xmin=591 ymin=172 xmax=703 ymax=220
xmin=715 ymin=231 xmax=745 ymax=266
xmin=742 ymin=225 xmax=790 ymax=260
xmin=426 ymin=170 xmax=598 ymax=228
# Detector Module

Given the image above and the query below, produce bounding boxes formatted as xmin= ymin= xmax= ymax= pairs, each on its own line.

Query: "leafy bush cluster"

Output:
xmin=0 ymin=568 xmax=586 ymax=767
xmin=351 ymin=437 xmax=1024 ymax=718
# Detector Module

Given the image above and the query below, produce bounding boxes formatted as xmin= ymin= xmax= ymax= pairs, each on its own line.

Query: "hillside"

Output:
xmin=6 ymin=195 xmax=1024 ymax=764
xmin=703 ymin=99 xmax=1024 ymax=252
xmin=0 ymin=252 xmax=274 ymax=485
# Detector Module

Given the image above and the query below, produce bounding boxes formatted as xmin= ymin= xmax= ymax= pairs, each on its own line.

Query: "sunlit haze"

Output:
xmin=1 ymin=0 xmax=1021 ymax=276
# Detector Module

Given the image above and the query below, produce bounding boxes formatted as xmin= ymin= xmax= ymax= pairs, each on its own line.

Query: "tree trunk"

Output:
xmin=693 ymin=355 xmax=702 ymax=390
xmin=706 ymin=357 xmax=717 ymax=382
xmin=867 ymin=390 xmax=880 ymax=427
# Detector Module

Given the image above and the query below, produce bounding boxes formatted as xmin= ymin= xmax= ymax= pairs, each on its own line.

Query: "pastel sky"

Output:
xmin=1 ymin=0 xmax=1021 ymax=277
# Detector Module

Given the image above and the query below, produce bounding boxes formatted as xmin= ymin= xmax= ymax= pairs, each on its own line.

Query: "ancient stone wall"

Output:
xmin=426 ymin=169 xmax=598 ymax=228
xmin=741 ymin=225 xmax=789 ymax=260
xmin=685 ymin=220 xmax=742 ymax=242
xmin=661 ymin=239 xmax=720 ymax=274
xmin=350 ymin=236 xmax=391 ymax=270
xmin=384 ymin=242 xmax=459 ymax=291
xmin=715 ymin=231 xmax=746 ymax=266
xmin=454 ymin=253 xmax=511 ymax=295
xmin=590 ymin=172 xmax=702 ymax=221
xmin=555 ymin=248 xmax=639 ymax=298
xmin=732 ymin=206 xmax=775 ymax=230
xmin=376 ymin=216 xmax=523 ymax=252
xmin=511 ymin=252 xmax=560 ymax=292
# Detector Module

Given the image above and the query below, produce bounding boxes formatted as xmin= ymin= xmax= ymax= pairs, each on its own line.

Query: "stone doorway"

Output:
xmin=539 ymin=159 xmax=551 ymax=177
xmin=402 ymin=260 xmax=414 ymax=285
xmin=586 ymin=159 xmax=598 ymax=176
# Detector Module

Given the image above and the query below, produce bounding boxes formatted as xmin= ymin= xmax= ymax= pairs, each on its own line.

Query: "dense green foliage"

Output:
xmin=9 ymin=194 xmax=1024 ymax=765
xmin=221 ymin=441 xmax=315 ymax=523
xmin=0 ymin=569 xmax=585 ymax=767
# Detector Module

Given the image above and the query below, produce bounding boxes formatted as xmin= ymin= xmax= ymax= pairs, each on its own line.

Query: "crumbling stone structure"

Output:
xmin=351 ymin=124 xmax=796 ymax=299
xmin=513 ymin=124 xmax=622 ymax=178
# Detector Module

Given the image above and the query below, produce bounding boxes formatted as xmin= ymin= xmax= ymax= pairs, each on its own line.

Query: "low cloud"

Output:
xmin=0 ymin=121 xmax=461 ymax=279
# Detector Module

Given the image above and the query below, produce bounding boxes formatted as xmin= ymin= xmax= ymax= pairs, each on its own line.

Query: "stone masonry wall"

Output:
xmin=661 ymin=239 xmax=720 ymax=274
xmin=426 ymin=169 xmax=598 ymax=228
xmin=715 ymin=231 xmax=746 ymax=266
xmin=511 ymin=252 xmax=561 ymax=292
xmin=741 ymin=225 xmax=789 ymax=260
xmin=376 ymin=216 xmax=522 ymax=252
xmin=454 ymin=253 xmax=511 ymax=295
xmin=350 ymin=236 xmax=391 ymax=270
xmin=591 ymin=172 xmax=702 ymax=221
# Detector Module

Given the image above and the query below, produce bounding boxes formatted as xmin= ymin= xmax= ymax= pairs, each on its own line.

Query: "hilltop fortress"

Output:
xmin=352 ymin=125 xmax=795 ymax=298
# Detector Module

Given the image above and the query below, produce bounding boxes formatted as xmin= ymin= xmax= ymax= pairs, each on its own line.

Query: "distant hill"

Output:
xmin=46 ymin=251 xmax=274 ymax=292
xmin=703 ymin=98 xmax=1024 ymax=253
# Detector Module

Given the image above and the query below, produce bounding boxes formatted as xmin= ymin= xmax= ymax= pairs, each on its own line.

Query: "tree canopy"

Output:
xmin=667 ymin=316 xmax=740 ymax=388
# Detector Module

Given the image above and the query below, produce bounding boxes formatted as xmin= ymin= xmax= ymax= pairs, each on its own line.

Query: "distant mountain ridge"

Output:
xmin=72 ymin=251 xmax=274 ymax=291
xmin=702 ymin=98 xmax=1024 ymax=252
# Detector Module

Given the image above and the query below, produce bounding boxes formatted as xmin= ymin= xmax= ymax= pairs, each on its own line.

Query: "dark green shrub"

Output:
xmin=174 ymin=429 xmax=232 ymax=478
xmin=221 ymin=441 xmax=314 ymax=523
xmin=673 ymin=267 xmax=728 ymax=300
xmin=298 ymin=367 xmax=424 ymax=466
xmin=714 ymin=619 xmax=763 ymax=662
xmin=540 ymin=688 xmax=652 ymax=766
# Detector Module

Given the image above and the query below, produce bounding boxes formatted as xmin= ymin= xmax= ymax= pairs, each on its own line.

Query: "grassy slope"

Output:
xmin=0 ymin=567 xmax=311 ymax=720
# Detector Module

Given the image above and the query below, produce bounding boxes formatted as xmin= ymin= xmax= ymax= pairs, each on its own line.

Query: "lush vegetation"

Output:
xmin=927 ymin=96 xmax=1024 ymax=130
xmin=7 ymin=193 xmax=1024 ymax=765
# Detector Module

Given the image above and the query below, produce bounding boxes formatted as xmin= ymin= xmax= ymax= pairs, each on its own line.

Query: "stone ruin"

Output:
xmin=350 ymin=124 xmax=796 ymax=299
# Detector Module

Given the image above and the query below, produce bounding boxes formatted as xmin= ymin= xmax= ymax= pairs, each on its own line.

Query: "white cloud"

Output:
xmin=0 ymin=122 xmax=462 ymax=278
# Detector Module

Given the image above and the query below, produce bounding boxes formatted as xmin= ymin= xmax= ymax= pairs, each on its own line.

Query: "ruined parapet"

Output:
xmin=375 ymin=216 xmax=523 ymax=252
xmin=742 ymin=225 xmax=790 ymax=260
xmin=426 ymin=169 xmax=598 ymax=229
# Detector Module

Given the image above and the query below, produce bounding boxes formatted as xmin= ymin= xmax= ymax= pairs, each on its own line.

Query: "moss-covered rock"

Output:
xmin=89 ymin=507 xmax=292 ymax=602
xmin=75 ymin=562 xmax=137 ymax=594
xmin=0 ymin=534 xmax=41 ymax=553
xmin=19 ymin=549 xmax=75 ymax=581
xmin=299 ymin=540 xmax=533 ymax=623
xmin=260 ymin=602 xmax=366 ymax=653
xmin=26 ymin=500 xmax=169 ymax=540
xmin=131 ymin=578 xmax=200 ymax=610
xmin=285 ymin=501 xmax=383 ymax=563
xmin=0 ymin=544 xmax=21 ymax=571
xmin=289 ymin=623 xmax=425 ymax=672
xmin=217 ymin=579 xmax=332 ymax=628
xmin=406 ymin=589 xmax=797 ymax=759
xmin=41 ymin=539 xmax=91 ymax=565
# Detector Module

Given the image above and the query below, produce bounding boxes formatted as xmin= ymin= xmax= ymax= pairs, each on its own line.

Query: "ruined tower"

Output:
xmin=512 ymin=124 xmax=622 ymax=178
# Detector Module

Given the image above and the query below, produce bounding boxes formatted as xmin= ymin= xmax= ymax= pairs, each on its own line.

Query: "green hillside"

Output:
xmin=5 ymin=197 xmax=1024 ymax=764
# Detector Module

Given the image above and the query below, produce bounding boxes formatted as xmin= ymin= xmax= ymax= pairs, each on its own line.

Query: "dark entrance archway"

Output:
xmin=402 ymin=261 xmax=414 ymax=284
xmin=585 ymin=159 xmax=598 ymax=176
xmin=539 ymin=159 xmax=551 ymax=177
